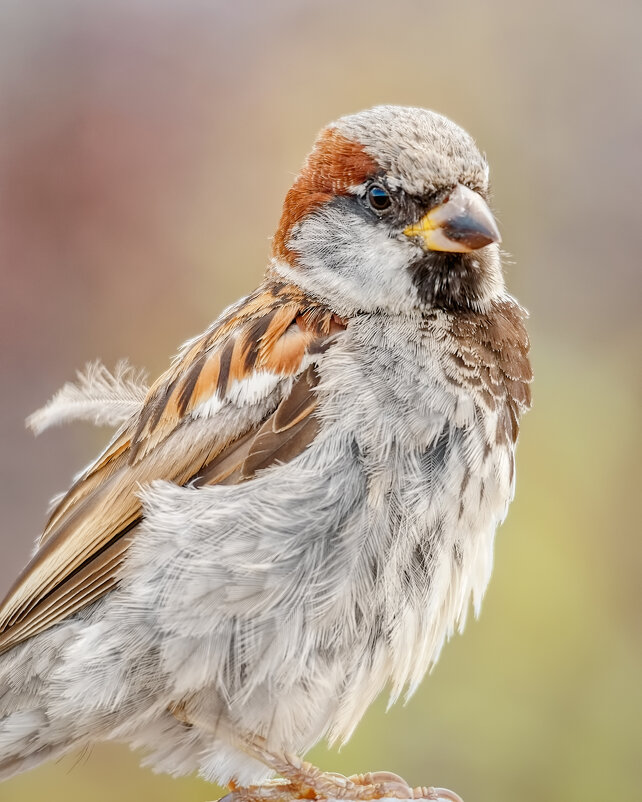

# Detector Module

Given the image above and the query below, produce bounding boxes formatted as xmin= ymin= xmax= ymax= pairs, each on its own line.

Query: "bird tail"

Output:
xmin=0 ymin=630 xmax=82 ymax=781
xmin=0 ymin=711 xmax=73 ymax=780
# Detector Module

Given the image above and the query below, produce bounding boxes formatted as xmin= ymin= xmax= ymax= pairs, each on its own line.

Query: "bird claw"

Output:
xmin=224 ymin=740 xmax=463 ymax=802
xmin=216 ymin=768 xmax=464 ymax=802
xmin=413 ymin=787 xmax=465 ymax=802
xmin=345 ymin=772 xmax=464 ymax=801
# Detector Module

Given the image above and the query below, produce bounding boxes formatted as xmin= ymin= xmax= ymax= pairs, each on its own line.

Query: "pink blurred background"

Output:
xmin=1 ymin=2 xmax=640 ymax=801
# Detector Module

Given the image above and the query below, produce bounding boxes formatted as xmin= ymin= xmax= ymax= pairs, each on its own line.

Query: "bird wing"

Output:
xmin=0 ymin=281 xmax=346 ymax=654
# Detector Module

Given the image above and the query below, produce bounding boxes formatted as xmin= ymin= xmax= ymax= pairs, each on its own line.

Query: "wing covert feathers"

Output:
xmin=193 ymin=365 xmax=320 ymax=486
xmin=0 ymin=282 xmax=345 ymax=654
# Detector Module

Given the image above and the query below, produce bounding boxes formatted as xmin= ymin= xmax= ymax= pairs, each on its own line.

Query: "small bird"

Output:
xmin=0 ymin=106 xmax=531 ymax=801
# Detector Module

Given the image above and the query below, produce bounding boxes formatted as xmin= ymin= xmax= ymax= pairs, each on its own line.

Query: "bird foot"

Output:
xmin=217 ymin=768 xmax=464 ymax=802
xmin=222 ymin=739 xmax=463 ymax=802
xmin=348 ymin=772 xmax=464 ymax=802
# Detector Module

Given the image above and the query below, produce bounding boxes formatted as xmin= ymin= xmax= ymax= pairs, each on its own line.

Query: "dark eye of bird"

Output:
xmin=367 ymin=184 xmax=391 ymax=212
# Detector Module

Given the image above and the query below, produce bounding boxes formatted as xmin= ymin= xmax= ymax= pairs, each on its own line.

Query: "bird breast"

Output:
xmin=312 ymin=310 xmax=518 ymax=717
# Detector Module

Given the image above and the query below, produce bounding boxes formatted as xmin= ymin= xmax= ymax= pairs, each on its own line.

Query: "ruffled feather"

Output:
xmin=26 ymin=361 xmax=148 ymax=435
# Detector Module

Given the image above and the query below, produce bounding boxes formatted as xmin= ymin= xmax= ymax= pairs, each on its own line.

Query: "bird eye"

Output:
xmin=367 ymin=184 xmax=391 ymax=212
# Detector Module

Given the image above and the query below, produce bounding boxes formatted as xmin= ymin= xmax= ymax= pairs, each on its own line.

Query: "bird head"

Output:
xmin=272 ymin=105 xmax=504 ymax=315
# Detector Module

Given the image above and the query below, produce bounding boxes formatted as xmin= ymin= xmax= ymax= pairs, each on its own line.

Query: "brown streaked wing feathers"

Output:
xmin=0 ymin=535 xmax=132 ymax=649
xmin=0 ymin=283 xmax=345 ymax=655
xmin=193 ymin=365 xmax=320 ymax=486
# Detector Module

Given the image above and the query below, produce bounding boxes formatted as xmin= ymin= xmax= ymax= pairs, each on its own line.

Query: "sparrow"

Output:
xmin=0 ymin=105 xmax=531 ymax=802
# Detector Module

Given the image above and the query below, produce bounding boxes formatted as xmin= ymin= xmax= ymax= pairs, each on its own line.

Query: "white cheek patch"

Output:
xmin=277 ymin=207 xmax=421 ymax=315
xmin=192 ymin=371 xmax=282 ymax=419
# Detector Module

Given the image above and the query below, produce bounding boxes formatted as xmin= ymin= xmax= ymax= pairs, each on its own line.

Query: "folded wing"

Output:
xmin=0 ymin=281 xmax=346 ymax=654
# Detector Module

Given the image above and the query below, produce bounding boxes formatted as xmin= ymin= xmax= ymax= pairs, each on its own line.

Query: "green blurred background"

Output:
xmin=0 ymin=1 xmax=640 ymax=800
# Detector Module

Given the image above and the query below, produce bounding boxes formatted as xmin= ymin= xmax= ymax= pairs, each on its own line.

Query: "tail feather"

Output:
xmin=0 ymin=620 xmax=89 ymax=780
xmin=0 ymin=709 xmax=78 ymax=781
xmin=0 ymin=601 xmax=156 ymax=782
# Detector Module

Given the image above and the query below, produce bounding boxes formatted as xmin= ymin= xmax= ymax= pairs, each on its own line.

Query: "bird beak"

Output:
xmin=403 ymin=184 xmax=501 ymax=253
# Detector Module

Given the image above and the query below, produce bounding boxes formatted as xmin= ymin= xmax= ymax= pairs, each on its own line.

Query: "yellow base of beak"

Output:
xmin=403 ymin=184 xmax=501 ymax=253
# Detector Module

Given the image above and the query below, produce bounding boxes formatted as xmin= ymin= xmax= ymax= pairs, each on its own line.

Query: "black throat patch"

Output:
xmin=408 ymin=251 xmax=487 ymax=309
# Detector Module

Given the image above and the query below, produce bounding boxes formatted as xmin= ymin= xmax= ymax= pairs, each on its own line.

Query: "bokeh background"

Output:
xmin=1 ymin=1 xmax=640 ymax=801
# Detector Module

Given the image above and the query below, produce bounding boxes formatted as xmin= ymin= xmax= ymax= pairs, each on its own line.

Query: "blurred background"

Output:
xmin=0 ymin=1 xmax=640 ymax=800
